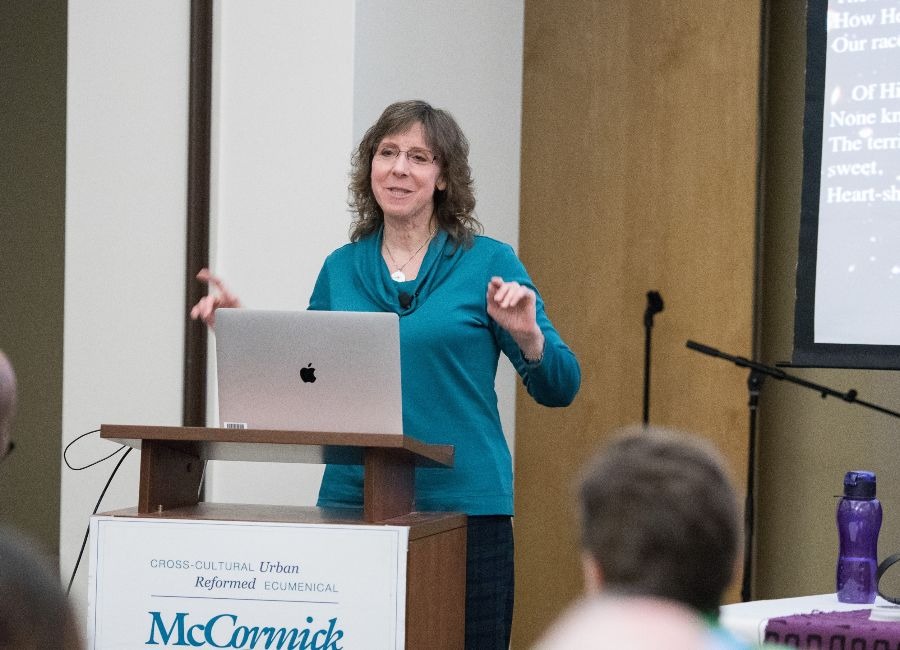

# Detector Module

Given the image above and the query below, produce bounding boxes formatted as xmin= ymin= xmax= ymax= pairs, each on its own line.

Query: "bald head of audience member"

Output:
xmin=533 ymin=594 xmax=717 ymax=650
xmin=577 ymin=426 xmax=740 ymax=616
xmin=0 ymin=352 xmax=16 ymax=459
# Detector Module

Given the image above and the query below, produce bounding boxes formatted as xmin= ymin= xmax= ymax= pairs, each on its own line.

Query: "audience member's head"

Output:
xmin=577 ymin=425 xmax=740 ymax=616
xmin=0 ymin=526 xmax=83 ymax=649
xmin=533 ymin=595 xmax=713 ymax=650
xmin=0 ymin=351 xmax=16 ymax=461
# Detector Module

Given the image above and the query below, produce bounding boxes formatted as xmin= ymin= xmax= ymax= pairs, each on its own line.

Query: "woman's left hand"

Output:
xmin=487 ymin=277 xmax=545 ymax=360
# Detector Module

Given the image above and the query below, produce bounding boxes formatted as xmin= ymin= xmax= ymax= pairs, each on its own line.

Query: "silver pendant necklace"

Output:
xmin=384 ymin=226 xmax=435 ymax=282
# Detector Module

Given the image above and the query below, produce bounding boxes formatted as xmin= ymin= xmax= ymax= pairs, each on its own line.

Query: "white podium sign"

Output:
xmin=87 ymin=516 xmax=408 ymax=649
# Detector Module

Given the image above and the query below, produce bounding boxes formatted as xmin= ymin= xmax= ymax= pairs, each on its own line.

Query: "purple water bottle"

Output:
xmin=836 ymin=470 xmax=882 ymax=603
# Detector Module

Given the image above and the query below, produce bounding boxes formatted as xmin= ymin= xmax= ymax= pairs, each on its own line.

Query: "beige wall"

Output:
xmin=756 ymin=1 xmax=900 ymax=600
xmin=515 ymin=1 xmax=762 ymax=645
xmin=0 ymin=2 xmax=67 ymax=553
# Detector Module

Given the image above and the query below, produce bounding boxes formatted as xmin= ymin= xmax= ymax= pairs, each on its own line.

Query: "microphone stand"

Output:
xmin=685 ymin=340 xmax=900 ymax=603
xmin=743 ymin=367 xmax=764 ymax=603
xmin=642 ymin=291 xmax=664 ymax=425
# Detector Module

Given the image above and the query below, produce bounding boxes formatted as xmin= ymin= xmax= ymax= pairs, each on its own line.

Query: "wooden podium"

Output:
xmin=98 ymin=424 xmax=466 ymax=649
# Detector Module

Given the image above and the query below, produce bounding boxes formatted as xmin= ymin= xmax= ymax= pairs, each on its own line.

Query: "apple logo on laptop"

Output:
xmin=300 ymin=363 xmax=317 ymax=383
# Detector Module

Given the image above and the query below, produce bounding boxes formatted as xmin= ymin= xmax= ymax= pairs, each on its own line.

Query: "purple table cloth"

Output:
xmin=765 ymin=608 xmax=900 ymax=648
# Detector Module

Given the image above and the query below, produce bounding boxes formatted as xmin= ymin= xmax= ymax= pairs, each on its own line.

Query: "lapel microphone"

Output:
xmin=398 ymin=292 xmax=413 ymax=309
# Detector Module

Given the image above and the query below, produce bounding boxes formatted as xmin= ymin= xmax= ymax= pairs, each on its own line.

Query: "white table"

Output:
xmin=720 ymin=593 xmax=898 ymax=644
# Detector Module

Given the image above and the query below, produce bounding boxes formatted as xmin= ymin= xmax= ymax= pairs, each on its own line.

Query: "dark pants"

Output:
xmin=465 ymin=515 xmax=514 ymax=650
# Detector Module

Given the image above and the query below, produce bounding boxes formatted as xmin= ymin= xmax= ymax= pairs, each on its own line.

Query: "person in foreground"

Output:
xmin=192 ymin=99 xmax=582 ymax=648
xmin=534 ymin=426 xmax=756 ymax=649
xmin=0 ymin=355 xmax=83 ymax=648
xmin=0 ymin=526 xmax=84 ymax=649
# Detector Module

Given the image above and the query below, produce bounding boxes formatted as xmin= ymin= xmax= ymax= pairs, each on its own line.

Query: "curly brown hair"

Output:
xmin=348 ymin=100 xmax=482 ymax=247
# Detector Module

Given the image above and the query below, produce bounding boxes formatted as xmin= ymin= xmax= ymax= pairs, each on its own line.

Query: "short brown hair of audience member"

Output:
xmin=0 ymin=526 xmax=83 ymax=649
xmin=578 ymin=426 xmax=740 ymax=616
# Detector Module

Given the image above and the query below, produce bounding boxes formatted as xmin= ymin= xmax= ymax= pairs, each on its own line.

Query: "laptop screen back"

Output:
xmin=215 ymin=309 xmax=402 ymax=434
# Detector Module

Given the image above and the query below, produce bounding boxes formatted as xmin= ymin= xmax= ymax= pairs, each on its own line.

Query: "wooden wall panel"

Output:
xmin=515 ymin=1 xmax=762 ymax=645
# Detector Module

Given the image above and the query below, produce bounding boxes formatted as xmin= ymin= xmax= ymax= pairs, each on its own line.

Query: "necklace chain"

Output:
xmin=384 ymin=226 xmax=436 ymax=281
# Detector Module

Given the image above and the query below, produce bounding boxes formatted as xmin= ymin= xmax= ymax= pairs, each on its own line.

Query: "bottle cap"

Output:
xmin=844 ymin=470 xmax=877 ymax=498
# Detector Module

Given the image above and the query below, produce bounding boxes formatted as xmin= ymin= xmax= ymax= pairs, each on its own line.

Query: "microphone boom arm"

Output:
xmin=685 ymin=340 xmax=900 ymax=418
xmin=685 ymin=338 xmax=900 ymax=603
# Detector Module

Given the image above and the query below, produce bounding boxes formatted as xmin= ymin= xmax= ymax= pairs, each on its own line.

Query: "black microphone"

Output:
xmin=399 ymin=292 xmax=413 ymax=309
xmin=644 ymin=291 xmax=664 ymax=327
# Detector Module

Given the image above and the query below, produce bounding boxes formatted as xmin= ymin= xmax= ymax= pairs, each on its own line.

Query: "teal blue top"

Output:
xmin=309 ymin=228 xmax=581 ymax=514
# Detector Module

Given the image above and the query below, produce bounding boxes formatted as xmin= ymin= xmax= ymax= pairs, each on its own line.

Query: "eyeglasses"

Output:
xmin=374 ymin=145 xmax=438 ymax=166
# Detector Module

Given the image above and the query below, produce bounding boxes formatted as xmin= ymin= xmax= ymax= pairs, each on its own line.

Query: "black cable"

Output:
xmin=64 ymin=428 xmax=127 ymax=470
xmin=65 ymin=444 xmax=133 ymax=595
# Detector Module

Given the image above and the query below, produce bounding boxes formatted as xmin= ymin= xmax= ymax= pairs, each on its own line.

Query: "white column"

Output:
xmin=63 ymin=0 xmax=191 ymax=622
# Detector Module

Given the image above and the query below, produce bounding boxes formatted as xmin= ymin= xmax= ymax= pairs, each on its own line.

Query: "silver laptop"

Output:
xmin=215 ymin=309 xmax=403 ymax=434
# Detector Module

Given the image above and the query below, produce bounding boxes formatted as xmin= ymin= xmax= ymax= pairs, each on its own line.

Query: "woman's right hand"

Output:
xmin=190 ymin=268 xmax=242 ymax=328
